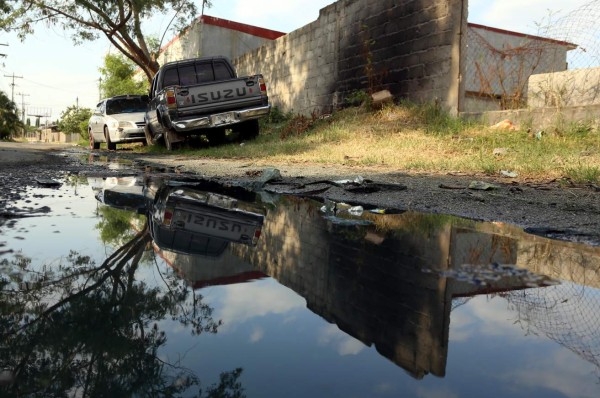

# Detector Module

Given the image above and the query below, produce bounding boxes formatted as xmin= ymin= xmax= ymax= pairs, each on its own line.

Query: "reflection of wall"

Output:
xmin=230 ymin=196 xmax=600 ymax=379
xmin=232 ymin=197 xmax=453 ymax=378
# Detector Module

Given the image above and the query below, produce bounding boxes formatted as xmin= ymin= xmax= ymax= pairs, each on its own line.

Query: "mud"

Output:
xmin=1 ymin=142 xmax=599 ymax=245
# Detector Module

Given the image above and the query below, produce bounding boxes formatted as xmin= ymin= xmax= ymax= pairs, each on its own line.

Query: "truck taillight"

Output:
xmin=258 ymin=77 xmax=267 ymax=94
xmin=166 ymin=89 xmax=176 ymax=109
xmin=163 ymin=207 xmax=174 ymax=226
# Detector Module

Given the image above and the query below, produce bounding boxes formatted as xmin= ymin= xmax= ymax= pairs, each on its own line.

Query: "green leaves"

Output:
xmin=0 ymin=1 xmax=203 ymax=82
xmin=99 ymin=53 xmax=149 ymax=98
xmin=58 ymin=105 xmax=92 ymax=138
xmin=0 ymin=90 xmax=23 ymax=139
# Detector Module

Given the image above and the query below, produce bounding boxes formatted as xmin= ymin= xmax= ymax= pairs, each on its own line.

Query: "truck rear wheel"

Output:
xmin=164 ymin=129 xmax=181 ymax=151
xmin=144 ymin=125 xmax=155 ymax=146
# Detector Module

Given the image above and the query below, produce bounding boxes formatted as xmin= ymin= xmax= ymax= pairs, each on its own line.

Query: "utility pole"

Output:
xmin=16 ymin=92 xmax=30 ymax=125
xmin=3 ymin=73 xmax=23 ymax=103
xmin=98 ymin=77 xmax=102 ymax=101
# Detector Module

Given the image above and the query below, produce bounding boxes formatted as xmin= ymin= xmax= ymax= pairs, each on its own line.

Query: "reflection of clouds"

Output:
xmin=218 ymin=280 xmax=305 ymax=330
xmin=318 ymin=324 xmax=365 ymax=356
xmin=416 ymin=386 xmax=459 ymax=398
xmin=452 ymin=295 xmax=523 ymax=338
xmin=373 ymin=382 xmax=395 ymax=394
xmin=249 ymin=327 xmax=264 ymax=343
xmin=503 ymin=350 xmax=598 ymax=398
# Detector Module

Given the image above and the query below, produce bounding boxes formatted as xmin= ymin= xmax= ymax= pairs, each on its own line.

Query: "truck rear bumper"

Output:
xmin=171 ymin=104 xmax=271 ymax=132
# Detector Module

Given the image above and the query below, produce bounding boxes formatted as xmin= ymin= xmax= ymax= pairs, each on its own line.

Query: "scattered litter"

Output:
xmin=500 ymin=170 xmax=518 ymax=178
xmin=333 ymin=176 xmax=365 ymax=185
xmin=493 ymin=148 xmax=508 ymax=156
xmin=535 ymin=130 xmax=544 ymax=140
xmin=468 ymin=181 xmax=499 ymax=191
xmin=490 ymin=119 xmax=518 ymax=131
xmin=348 ymin=206 xmax=364 ymax=216
xmin=428 ymin=262 xmax=560 ymax=287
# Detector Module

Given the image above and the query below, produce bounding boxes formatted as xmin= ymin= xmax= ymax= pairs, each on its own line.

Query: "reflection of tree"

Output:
xmin=0 ymin=225 xmax=244 ymax=397
xmin=96 ymin=206 xmax=145 ymax=245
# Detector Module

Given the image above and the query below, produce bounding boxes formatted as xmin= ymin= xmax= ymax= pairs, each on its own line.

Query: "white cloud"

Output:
xmin=217 ymin=280 xmax=305 ymax=330
xmin=249 ymin=326 xmax=265 ymax=343
xmin=416 ymin=386 xmax=459 ymax=398
xmin=503 ymin=349 xmax=599 ymax=398
xmin=318 ymin=324 xmax=366 ymax=356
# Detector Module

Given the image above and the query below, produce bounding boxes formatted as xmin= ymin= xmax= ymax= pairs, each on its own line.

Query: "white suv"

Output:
xmin=88 ymin=95 xmax=148 ymax=150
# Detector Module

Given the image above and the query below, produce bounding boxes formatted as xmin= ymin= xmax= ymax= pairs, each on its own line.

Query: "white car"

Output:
xmin=88 ymin=95 xmax=149 ymax=150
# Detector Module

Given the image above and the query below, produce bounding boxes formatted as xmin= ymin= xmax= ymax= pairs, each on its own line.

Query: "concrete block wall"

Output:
xmin=528 ymin=67 xmax=600 ymax=108
xmin=234 ymin=0 xmax=466 ymax=115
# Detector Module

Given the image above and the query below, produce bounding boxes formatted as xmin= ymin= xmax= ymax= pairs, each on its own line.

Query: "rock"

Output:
xmin=371 ymin=90 xmax=393 ymax=108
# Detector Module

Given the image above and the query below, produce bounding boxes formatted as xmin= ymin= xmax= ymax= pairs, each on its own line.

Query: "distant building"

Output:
xmin=464 ymin=23 xmax=577 ymax=112
xmin=157 ymin=15 xmax=286 ymax=65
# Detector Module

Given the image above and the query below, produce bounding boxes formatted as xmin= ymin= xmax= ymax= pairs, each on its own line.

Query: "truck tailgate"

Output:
xmin=175 ymin=76 xmax=265 ymax=116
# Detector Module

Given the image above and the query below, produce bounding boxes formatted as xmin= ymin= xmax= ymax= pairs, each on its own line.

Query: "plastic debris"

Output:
xmin=493 ymin=148 xmax=508 ymax=156
xmin=500 ymin=170 xmax=518 ymax=178
xmin=348 ymin=206 xmax=364 ymax=216
xmin=333 ymin=176 xmax=364 ymax=185
xmin=468 ymin=181 xmax=499 ymax=191
xmin=490 ymin=119 xmax=518 ymax=131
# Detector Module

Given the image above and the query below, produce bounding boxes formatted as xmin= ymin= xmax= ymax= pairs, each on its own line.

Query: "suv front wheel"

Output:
xmin=104 ymin=126 xmax=116 ymax=150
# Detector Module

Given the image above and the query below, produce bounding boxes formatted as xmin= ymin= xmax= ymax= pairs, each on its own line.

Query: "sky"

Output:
xmin=0 ymin=0 xmax=593 ymax=122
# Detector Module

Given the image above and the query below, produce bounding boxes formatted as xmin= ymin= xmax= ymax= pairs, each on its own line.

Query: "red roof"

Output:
xmin=200 ymin=15 xmax=286 ymax=40
xmin=160 ymin=14 xmax=285 ymax=53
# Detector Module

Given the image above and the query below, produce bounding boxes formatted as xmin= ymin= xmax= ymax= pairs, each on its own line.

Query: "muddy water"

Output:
xmin=1 ymin=169 xmax=599 ymax=397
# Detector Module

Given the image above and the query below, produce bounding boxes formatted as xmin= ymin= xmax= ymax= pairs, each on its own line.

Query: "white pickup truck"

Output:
xmin=144 ymin=56 xmax=271 ymax=150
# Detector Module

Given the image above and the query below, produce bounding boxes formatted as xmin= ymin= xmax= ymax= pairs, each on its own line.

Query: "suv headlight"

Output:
xmin=118 ymin=121 xmax=135 ymax=128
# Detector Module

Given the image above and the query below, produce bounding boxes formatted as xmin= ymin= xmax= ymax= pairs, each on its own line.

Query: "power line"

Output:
xmin=3 ymin=73 xmax=23 ymax=103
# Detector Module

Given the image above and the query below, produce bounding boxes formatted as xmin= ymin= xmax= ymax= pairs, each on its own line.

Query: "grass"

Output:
xmin=132 ymin=102 xmax=600 ymax=184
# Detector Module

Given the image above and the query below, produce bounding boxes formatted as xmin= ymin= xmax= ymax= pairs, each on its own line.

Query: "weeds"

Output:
xmin=127 ymin=101 xmax=599 ymax=184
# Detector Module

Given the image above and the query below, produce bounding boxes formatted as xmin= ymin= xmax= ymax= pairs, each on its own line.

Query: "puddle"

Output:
xmin=1 ymin=166 xmax=600 ymax=397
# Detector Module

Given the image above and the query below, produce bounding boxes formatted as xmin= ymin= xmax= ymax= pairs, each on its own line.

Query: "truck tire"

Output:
xmin=164 ymin=128 xmax=180 ymax=151
xmin=144 ymin=124 xmax=155 ymax=146
xmin=104 ymin=126 xmax=116 ymax=150
xmin=239 ymin=119 xmax=259 ymax=140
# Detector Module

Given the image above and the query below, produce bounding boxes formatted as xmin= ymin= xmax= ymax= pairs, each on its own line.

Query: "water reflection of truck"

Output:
xmin=147 ymin=185 xmax=265 ymax=257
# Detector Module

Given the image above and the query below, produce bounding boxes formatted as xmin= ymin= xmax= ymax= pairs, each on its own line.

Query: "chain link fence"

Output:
xmin=464 ymin=0 xmax=600 ymax=112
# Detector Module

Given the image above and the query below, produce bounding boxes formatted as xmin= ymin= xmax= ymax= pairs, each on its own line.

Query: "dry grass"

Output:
xmin=146 ymin=103 xmax=600 ymax=184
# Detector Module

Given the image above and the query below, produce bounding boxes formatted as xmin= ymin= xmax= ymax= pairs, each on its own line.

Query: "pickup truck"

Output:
xmin=144 ymin=56 xmax=271 ymax=150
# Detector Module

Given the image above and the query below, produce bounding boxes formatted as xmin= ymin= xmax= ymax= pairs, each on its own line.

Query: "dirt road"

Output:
xmin=1 ymin=141 xmax=599 ymax=245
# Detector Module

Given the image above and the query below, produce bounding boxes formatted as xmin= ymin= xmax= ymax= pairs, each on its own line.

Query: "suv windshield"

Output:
xmin=106 ymin=97 xmax=148 ymax=115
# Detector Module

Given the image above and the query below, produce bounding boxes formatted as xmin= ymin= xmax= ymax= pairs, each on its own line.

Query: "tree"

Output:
xmin=0 ymin=1 xmax=211 ymax=84
xmin=58 ymin=105 xmax=92 ymax=139
xmin=0 ymin=90 xmax=23 ymax=140
xmin=100 ymin=53 xmax=149 ymax=98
